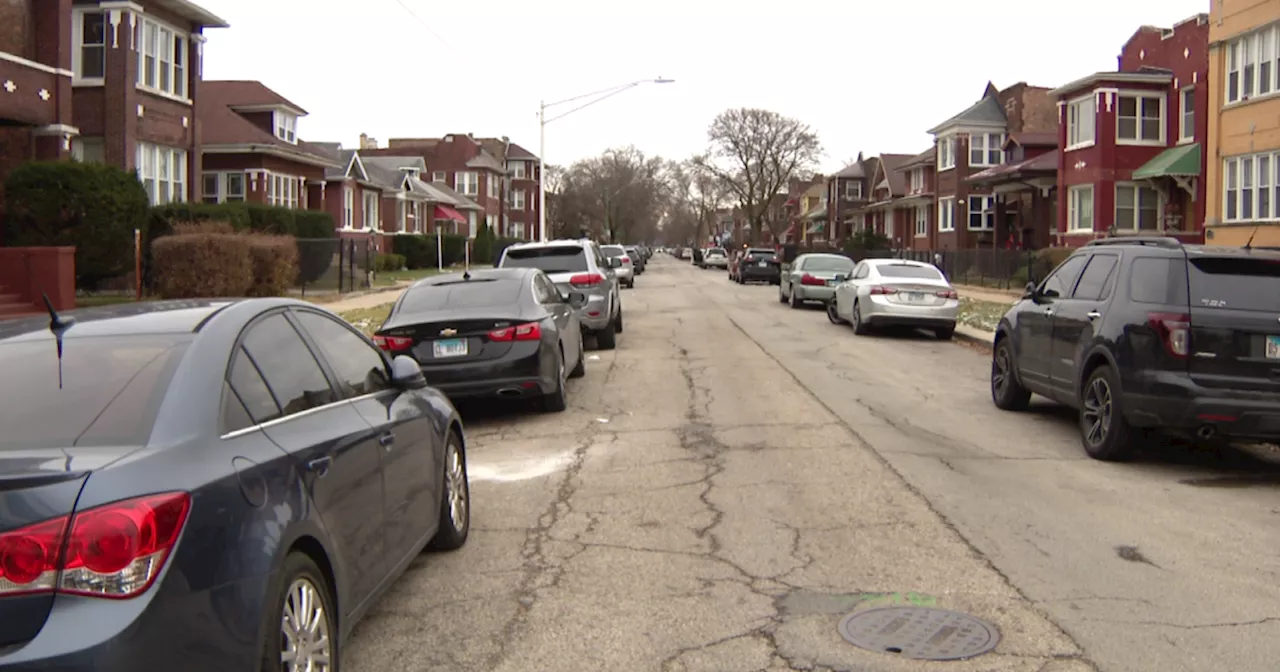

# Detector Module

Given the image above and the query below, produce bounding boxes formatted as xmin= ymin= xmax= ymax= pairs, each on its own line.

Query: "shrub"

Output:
xmin=290 ymin=210 xmax=337 ymax=285
xmin=3 ymin=161 xmax=149 ymax=289
xmin=473 ymin=223 xmax=495 ymax=265
xmin=151 ymin=224 xmax=255 ymax=298
xmin=247 ymin=234 xmax=299 ymax=297
xmin=392 ymin=235 xmax=433 ymax=269
xmin=439 ymin=233 xmax=466 ymax=266
xmin=375 ymin=253 xmax=405 ymax=273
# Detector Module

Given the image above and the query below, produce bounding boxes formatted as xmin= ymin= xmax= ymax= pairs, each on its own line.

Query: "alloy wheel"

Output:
xmin=1082 ymin=377 xmax=1113 ymax=448
xmin=445 ymin=440 xmax=468 ymax=531
xmin=280 ymin=578 xmax=332 ymax=672
xmin=992 ymin=346 xmax=1011 ymax=396
xmin=826 ymin=301 xmax=841 ymax=324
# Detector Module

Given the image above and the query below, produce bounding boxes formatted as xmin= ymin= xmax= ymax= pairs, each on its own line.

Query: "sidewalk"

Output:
xmin=953 ymin=283 xmax=1022 ymax=305
xmin=319 ymin=282 xmax=412 ymax=313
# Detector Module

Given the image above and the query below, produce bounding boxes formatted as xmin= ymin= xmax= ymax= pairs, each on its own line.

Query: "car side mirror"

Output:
xmin=390 ymin=355 xmax=427 ymax=390
xmin=566 ymin=290 xmax=588 ymax=308
xmin=1023 ymin=281 xmax=1037 ymax=299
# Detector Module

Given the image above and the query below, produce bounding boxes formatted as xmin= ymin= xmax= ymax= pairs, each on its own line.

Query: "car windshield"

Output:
xmin=1188 ymin=256 xmax=1280 ymax=312
xmin=399 ymin=279 xmax=522 ymax=312
xmin=801 ymin=256 xmax=854 ymax=272
xmin=502 ymin=246 xmax=589 ymax=274
xmin=877 ymin=263 xmax=944 ymax=280
xmin=601 ymin=246 xmax=626 ymax=258
xmin=0 ymin=334 xmax=190 ymax=449
xmin=707 ymin=248 xmax=726 ymax=256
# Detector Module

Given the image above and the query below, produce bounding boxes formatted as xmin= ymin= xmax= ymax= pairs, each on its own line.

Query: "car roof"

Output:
xmin=0 ymin=298 xmax=243 ymax=343
xmin=506 ymin=239 xmax=592 ymax=250
xmin=866 ymin=258 xmax=932 ymax=267
xmin=412 ymin=267 xmax=531 ymax=288
xmin=600 ymin=244 xmax=625 ymax=250
xmin=799 ymin=253 xmax=850 ymax=260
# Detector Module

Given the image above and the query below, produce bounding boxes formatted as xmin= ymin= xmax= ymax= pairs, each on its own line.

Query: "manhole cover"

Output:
xmin=837 ymin=606 xmax=1000 ymax=661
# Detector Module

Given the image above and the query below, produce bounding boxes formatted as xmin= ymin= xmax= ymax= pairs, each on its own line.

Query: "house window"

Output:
xmin=1179 ymin=88 xmax=1195 ymax=143
xmin=274 ymin=112 xmax=297 ymax=144
xmin=266 ymin=173 xmax=300 ymax=209
xmin=885 ymin=210 xmax=895 ymax=239
xmin=363 ymin=191 xmax=380 ymax=230
xmin=969 ymin=133 xmax=1004 ymax=167
xmin=512 ymin=189 xmax=526 ymax=210
xmin=1117 ymin=94 xmax=1163 ymax=143
xmin=937 ymin=137 xmax=955 ymax=171
xmin=343 ymin=187 xmax=354 ymax=229
xmin=511 ymin=222 xmax=526 ymax=239
xmin=135 ymin=17 xmax=187 ymax=98
xmin=1226 ymin=25 xmax=1280 ymax=104
xmin=1224 ymin=151 xmax=1280 ymax=222
xmin=508 ymin=161 xmax=526 ymax=179
xmin=1115 ymin=184 xmax=1161 ymax=231
xmin=486 ymin=214 xmax=498 ymax=235
xmin=487 ymin=175 xmax=499 ymax=199
xmin=432 ymin=171 xmax=446 ymax=183
xmin=909 ymin=168 xmax=924 ymax=193
xmin=967 ymin=195 xmax=994 ymax=230
xmin=397 ymin=201 xmax=410 ymax=232
xmin=71 ymin=137 xmax=105 ymax=164
xmin=1067 ymin=185 xmax=1094 ymax=232
xmin=1067 ymin=95 xmax=1096 ymax=148
xmin=201 ymin=172 xmax=245 ymax=204
xmin=937 ymin=198 xmax=955 ymax=232
xmin=136 ymin=142 xmax=187 ymax=205
xmin=455 ymin=171 xmax=478 ymax=196
xmin=844 ymin=180 xmax=862 ymax=199
xmin=914 ymin=206 xmax=928 ymax=237
xmin=72 ymin=10 xmax=106 ymax=80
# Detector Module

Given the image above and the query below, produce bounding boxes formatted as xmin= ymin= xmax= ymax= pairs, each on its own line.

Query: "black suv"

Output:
xmin=990 ymin=237 xmax=1280 ymax=461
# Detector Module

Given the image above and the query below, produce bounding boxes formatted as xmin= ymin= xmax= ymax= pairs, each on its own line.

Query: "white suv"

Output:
xmin=498 ymin=239 xmax=623 ymax=349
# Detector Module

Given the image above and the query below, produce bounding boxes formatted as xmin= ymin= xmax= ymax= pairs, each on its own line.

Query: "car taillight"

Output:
xmin=935 ymin=289 xmax=959 ymax=299
xmin=800 ymin=273 xmax=826 ymax=286
xmin=0 ymin=492 xmax=190 ymax=599
xmin=1147 ymin=312 xmax=1190 ymax=358
xmin=373 ymin=335 xmax=413 ymax=352
xmin=490 ymin=322 xmax=542 ymax=342
xmin=869 ymin=286 xmax=898 ymax=295
xmin=569 ymin=273 xmax=603 ymax=286
xmin=620 ymin=256 xmax=630 ymax=264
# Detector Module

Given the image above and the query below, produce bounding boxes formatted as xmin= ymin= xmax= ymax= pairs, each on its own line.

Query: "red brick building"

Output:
xmin=895 ymin=147 xmax=937 ymax=250
xmin=824 ymin=153 xmax=878 ymax=242
xmin=967 ymin=132 xmax=1059 ymax=249
xmin=861 ymin=154 xmax=913 ymax=248
xmin=0 ymin=0 xmax=227 ymax=210
xmin=478 ymin=137 xmax=540 ymax=241
xmin=1051 ymin=14 xmax=1210 ymax=247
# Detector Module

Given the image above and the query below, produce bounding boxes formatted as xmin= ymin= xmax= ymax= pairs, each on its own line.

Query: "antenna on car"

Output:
xmin=42 ymin=292 xmax=75 ymax=389
xmin=1243 ymin=224 xmax=1260 ymax=250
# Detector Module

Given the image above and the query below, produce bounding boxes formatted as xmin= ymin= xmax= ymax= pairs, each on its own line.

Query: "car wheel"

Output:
xmin=427 ymin=430 xmax=470 ymax=550
xmin=541 ymin=349 xmax=568 ymax=413
xmin=614 ymin=309 xmax=624 ymax=333
xmin=851 ymin=300 xmax=870 ymax=335
xmin=596 ymin=321 xmax=618 ymax=350
xmin=935 ymin=326 xmax=955 ymax=340
xmin=1079 ymin=366 xmax=1139 ymax=461
xmin=777 ymin=285 xmax=787 ymax=303
xmin=991 ymin=338 xmax=1031 ymax=411
xmin=789 ymin=287 xmax=803 ymax=309
xmin=826 ymin=300 xmax=846 ymax=325
xmin=569 ymin=340 xmax=586 ymax=378
xmin=260 ymin=554 xmax=337 ymax=672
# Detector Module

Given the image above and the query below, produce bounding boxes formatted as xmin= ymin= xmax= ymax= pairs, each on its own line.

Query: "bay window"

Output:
xmin=136 ymin=16 xmax=187 ymax=99
xmin=1067 ymin=95 xmax=1096 ymax=148
xmin=455 ymin=171 xmax=479 ymax=196
xmin=266 ymin=173 xmax=300 ymax=209
xmin=968 ymin=133 xmax=1004 ymax=167
xmin=937 ymin=137 xmax=955 ymax=171
xmin=508 ymin=161 xmax=526 ymax=179
xmin=1067 ymin=185 xmax=1094 ymax=232
xmin=201 ymin=172 xmax=245 ymax=204
xmin=1117 ymin=94 xmax=1163 ymax=143
xmin=1114 ymin=184 xmax=1161 ymax=231
xmin=136 ymin=142 xmax=187 ymax=205
xmin=1224 ymin=151 xmax=1280 ymax=223
xmin=72 ymin=10 xmax=106 ymax=80
xmin=968 ymin=195 xmax=995 ymax=230
xmin=937 ymin=198 xmax=955 ymax=232
xmin=512 ymin=189 xmax=526 ymax=210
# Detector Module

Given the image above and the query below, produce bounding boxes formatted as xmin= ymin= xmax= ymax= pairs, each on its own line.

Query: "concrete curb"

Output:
xmin=954 ymin=325 xmax=995 ymax=350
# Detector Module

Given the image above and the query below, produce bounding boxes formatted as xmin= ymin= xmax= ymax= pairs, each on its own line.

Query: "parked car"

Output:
xmin=831 ymin=258 xmax=959 ymax=339
xmin=735 ymin=247 xmax=782 ymax=284
xmin=702 ymin=247 xmax=729 ymax=270
xmin=0 ymin=298 xmax=469 ymax=670
xmin=497 ymin=239 xmax=622 ymax=349
xmin=374 ymin=268 xmax=586 ymax=411
xmin=990 ymin=237 xmax=1280 ymax=461
xmin=624 ymin=245 xmax=646 ymax=274
xmin=600 ymin=244 xmax=635 ymax=288
xmin=779 ymin=253 xmax=856 ymax=308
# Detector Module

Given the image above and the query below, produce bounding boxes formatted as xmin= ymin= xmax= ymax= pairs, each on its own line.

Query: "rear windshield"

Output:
xmin=707 ymin=248 xmax=726 ymax=255
xmin=399 ymin=279 xmax=521 ymax=312
xmin=502 ymin=246 xmax=588 ymax=273
xmin=601 ymin=246 xmax=625 ymax=257
xmin=1189 ymin=256 xmax=1280 ymax=312
xmin=877 ymin=264 xmax=944 ymax=280
xmin=746 ymin=250 xmax=775 ymax=260
xmin=0 ymin=335 xmax=189 ymax=449
xmin=800 ymin=256 xmax=854 ymax=272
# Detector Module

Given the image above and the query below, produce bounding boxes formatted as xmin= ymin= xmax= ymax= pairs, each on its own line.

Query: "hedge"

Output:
xmin=375 ymin=253 xmax=405 ymax=272
xmin=151 ymin=222 xmax=298 ymax=298
xmin=390 ymin=234 xmax=469 ymax=268
xmin=2 ymin=161 xmax=149 ymax=289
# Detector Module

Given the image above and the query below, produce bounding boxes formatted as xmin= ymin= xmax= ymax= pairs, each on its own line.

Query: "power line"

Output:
xmin=389 ymin=0 xmax=462 ymax=58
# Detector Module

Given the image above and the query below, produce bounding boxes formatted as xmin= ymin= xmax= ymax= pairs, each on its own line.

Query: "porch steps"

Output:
xmin=0 ymin=288 xmax=37 ymax=320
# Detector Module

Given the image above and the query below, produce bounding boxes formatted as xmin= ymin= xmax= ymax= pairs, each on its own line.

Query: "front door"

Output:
xmin=1016 ymin=254 xmax=1089 ymax=388
xmin=1049 ymin=253 xmax=1119 ymax=396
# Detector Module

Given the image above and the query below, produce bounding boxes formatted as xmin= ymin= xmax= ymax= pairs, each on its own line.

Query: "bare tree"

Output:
xmin=697 ymin=108 xmax=821 ymax=242
xmin=550 ymin=146 xmax=668 ymax=243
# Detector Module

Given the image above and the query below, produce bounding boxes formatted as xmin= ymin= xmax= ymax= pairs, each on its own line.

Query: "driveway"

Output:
xmin=343 ymin=257 xmax=1280 ymax=672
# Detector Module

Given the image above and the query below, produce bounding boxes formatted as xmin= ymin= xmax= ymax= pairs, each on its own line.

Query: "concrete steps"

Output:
xmin=0 ymin=289 xmax=37 ymax=320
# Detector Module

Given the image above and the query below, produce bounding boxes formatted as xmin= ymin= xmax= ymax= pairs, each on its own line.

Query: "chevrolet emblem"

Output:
xmin=439 ymin=328 xmax=458 ymax=337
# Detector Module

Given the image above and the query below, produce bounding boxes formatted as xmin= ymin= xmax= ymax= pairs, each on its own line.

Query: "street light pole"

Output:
xmin=538 ymin=77 xmax=674 ymax=242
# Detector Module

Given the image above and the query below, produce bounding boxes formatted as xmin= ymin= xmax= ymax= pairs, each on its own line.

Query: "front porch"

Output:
xmin=967 ymin=150 xmax=1058 ymax=249
xmin=1130 ymin=143 xmax=1203 ymax=240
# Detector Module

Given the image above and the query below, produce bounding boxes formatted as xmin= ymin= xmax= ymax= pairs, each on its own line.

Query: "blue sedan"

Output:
xmin=0 ymin=298 xmax=471 ymax=671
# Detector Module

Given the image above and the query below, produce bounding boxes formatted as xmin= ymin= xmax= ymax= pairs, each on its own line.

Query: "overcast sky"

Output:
xmin=198 ymin=0 xmax=1208 ymax=173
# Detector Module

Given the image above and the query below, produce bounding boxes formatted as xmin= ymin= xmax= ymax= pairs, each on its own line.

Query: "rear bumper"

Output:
xmin=739 ymin=266 xmax=780 ymax=280
xmin=420 ymin=346 xmax=554 ymax=398
xmin=704 ymin=259 xmax=728 ymax=268
xmin=1124 ymin=372 xmax=1280 ymax=440
xmin=863 ymin=297 xmax=959 ymax=327
xmin=793 ymin=285 xmax=836 ymax=302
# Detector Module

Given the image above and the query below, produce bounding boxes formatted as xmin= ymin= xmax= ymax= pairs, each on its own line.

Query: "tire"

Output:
xmin=935 ymin=326 xmax=955 ymax=340
xmin=427 ymin=429 xmax=470 ymax=550
xmin=826 ymin=300 xmax=846 ymax=325
xmin=614 ymin=309 xmax=624 ymax=333
xmin=541 ymin=349 xmax=568 ymax=412
xmin=777 ymin=285 xmax=787 ymax=303
xmin=991 ymin=338 xmax=1031 ymax=411
xmin=851 ymin=300 xmax=870 ymax=335
xmin=259 ymin=553 xmax=338 ymax=672
xmin=1079 ymin=365 xmax=1140 ymax=461
xmin=569 ymin=339 xmax=586 ymax=378
xmin=596 ymin=321 xmax=618 ymax=350
xmin=789 ymin=287 xmax=803 ymax=309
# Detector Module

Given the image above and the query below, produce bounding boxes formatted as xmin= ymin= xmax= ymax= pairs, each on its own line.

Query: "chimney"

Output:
xmin=358 ymin=133 xmax=379 ymax=150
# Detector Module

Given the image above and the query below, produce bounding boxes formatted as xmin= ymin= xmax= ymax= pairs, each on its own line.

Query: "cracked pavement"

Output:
xmin=342 ymin=257 xmax=1280 ymax=672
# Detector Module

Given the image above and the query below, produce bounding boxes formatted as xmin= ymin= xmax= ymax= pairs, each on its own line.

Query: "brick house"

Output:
xmin=0 ymin=0 xmax=226 ymax=212
xmin=967 ymin=133 xmax=1059 ymax=250
xmin=927 ymin=81 xmax=1057 ymax=250
xmin=860 ymin=154 xmax=913 ymax=248
xmin=197 ymin=80 xmax=337 ymax=212
xmin=894 ymin=147 xmax=937 ymax=250
xmin=824 ymin=153 xmax=878 ymax=242
xmin=477 ymin=137 xmax=540 ymax=241
xmin=1051 ymin=14 xmax=1210 ymax=247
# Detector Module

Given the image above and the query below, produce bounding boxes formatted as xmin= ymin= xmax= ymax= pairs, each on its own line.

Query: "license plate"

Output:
xmin=758 ymin=261 xmax=768 ymax=267
xmin=433 ymin=338 xmax=468 ymax=358
xmin=906 ymin=292 xmax=925 ymax=302
xmin=1267 ymin=335 xmax=1280 ymax=359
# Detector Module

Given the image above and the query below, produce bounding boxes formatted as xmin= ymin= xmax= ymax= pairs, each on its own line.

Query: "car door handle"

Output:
xmin=306 ymin=456 xmax=332 ymax=476
xmin=1086 ymin=311 xmax=1102 ymax=320
xmin=378 ymin=432 xmax=395 ymax=448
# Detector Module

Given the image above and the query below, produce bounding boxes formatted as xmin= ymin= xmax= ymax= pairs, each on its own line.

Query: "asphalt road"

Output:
xmin=343 ymin=256 xmax=1280 ymax=672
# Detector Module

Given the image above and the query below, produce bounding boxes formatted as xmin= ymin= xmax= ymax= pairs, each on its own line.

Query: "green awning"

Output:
xmin=805 ymin=206 xmax=828 ymax=221
xmin=1132 ymin=143 xmax=1201 ymax=180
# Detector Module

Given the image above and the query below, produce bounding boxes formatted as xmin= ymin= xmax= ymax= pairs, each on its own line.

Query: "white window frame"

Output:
xmin=1114 ymin=182 xmax=1163 ymax=233
xmin=967 ymin=195 xmax=995 ymax=230
xmin=508 ymin=161 xmax=526 ymax=179
xmin=432 ymin=171 xmax=447 ymax=183
xmin=487 ymin=175 xmax=499 ymax=199
xmin=135 ymin=15 xmax=188 ymax=101
xmin=1116 ymin=92 xmax=1165 ymax=145
xmin=1067 ymin=185 xmax=1095 ymax=232
xmin=512 ymin=189 xmax=526 ymax=210
xmin=486 ymin=214 xmax=498 ymax=235
xmin=455 ymin=171 xmax=478 ymax=196
xmin=135 ymin=142 xmax=187 ymax=206
xmin=363 ymin=191 xmax=381 ymax=231
xmin=937 ymin=197 xmax=956 ymax=232
xmin=71 ymin=137 xmax=106 ymax=164
xmin=342 ymin=187 xmax=355 ymax=229
xmin=909 ymin=168 xmax=924 ymax=194
xmin=201 ymin=172 xmax=245 ymax=204
xmin=1225 ymin=24 xmax=1280 ymax=106
xmin=1179 ymin=87 xmax=1195 ymax=144
xmin=844 ymin=180 xmax=863 ymax=199
xmin=1066 ymin=94 xmax=1096 ymax=150
xmin=937 ymin=137 xmax=955 ymax=171
xmin=264 ymin=173 xmax=300 ymax=209
xmin=968 ymin=133 xmax=1005 ymax=168
xmin=71 ymin=8 xmax=106 ymax=83
xmin=914 ymin=205 xmax=928 ymax=237
xmin=274 ymin=112 xmax=297 ymax=144
xmin=1223 ymin=150 xmax=1280 ymax=223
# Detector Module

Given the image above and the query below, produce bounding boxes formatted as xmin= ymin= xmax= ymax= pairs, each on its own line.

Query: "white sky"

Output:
xmin=198 ymin=0 xmax=1208 ymax=173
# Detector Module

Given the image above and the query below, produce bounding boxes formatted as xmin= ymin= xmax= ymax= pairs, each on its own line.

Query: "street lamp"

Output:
xmin=538 ymin=77 xmax=674 ymax=242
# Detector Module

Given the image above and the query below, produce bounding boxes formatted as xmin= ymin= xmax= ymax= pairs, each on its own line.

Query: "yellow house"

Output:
xmin=798 ymin=183 xmax=827 ymax=244
xmin=1205 ymin=0 xmax=1280 ymax=246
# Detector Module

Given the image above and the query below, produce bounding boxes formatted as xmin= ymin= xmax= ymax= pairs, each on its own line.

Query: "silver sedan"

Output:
xmin=829 ymin=259 xmax=960 ymax=340
xmin=779 ymin=253 xmax=857 ymax=308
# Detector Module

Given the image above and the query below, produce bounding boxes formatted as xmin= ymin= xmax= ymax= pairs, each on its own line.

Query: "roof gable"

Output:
xmin=927 ymin=83 xmax=1008 ymax=135
xmin=347 ymin=152 xmax=369 ymax=181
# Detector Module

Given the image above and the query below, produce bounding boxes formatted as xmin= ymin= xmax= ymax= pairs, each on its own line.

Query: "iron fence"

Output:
xmin=791 ymin=246 xmax=1037 ymax=290
xmin=294 ymin=238 xmax=374 ymax=296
